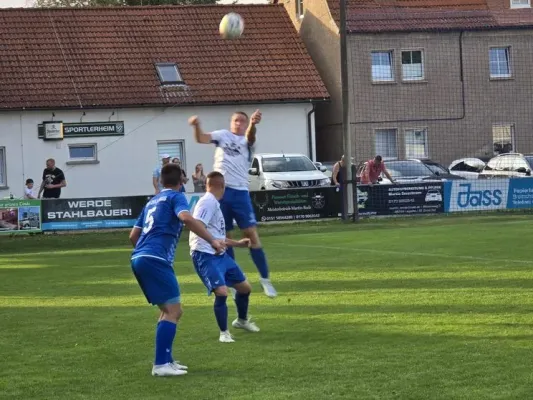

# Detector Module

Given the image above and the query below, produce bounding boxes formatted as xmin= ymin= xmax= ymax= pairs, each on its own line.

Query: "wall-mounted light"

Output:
xmin=109 ymin=111 xmax=115 ymax=121
xmin=80 ymin=112 xmax=86 ymax=122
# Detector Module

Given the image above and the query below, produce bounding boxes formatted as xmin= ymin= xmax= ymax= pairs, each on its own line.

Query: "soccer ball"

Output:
xmin=219 ymin=12 xmax=244 ymax=40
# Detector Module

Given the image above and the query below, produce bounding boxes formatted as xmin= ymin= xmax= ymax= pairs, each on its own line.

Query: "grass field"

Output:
xmin=1 ymin=214 xmax=533 ymax=399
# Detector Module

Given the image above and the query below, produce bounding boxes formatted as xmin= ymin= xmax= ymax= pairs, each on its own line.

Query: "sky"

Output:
xmin=0 ymin=0 xmax=269 ymax=7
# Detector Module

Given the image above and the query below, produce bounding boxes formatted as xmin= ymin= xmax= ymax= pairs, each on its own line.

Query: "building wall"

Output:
xmin=0 ymin=103 xmax=313 ymax=199
xmin=348 ymin=29 xmax=533 ymax=165
xmin=279 ymin=0 xmax=342 ymax=162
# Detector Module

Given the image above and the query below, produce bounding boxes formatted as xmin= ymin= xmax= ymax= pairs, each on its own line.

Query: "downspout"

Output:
xmin=307 ymin=102 xmax=316 ymax=161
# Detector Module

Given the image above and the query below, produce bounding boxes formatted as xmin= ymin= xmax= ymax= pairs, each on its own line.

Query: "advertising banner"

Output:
xmin=41 ymin=194 xmax=205 ymax=231
xmin=443 ymin=179 xmax=508 ymax=213
xmin=506 ymin=178 xmax=533 ymax=209
xmin=0 ymin=199 xmax=42 ymax=234
xmin=356 ymin=183 xmax=445 ymax=216
xmin=250 ymin=187 xmax=341 ymax=222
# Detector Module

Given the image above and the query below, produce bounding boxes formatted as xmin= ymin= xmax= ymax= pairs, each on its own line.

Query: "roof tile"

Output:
xmin=0 ymin=5 xmax=329 ymax=110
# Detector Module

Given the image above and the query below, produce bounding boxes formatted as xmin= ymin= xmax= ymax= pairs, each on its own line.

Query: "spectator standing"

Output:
xmin=192 ymin=163 xmax=206 ymax=193
xmin=38 ymin=158 xmax=66 ymax=199
xmin=171 ymin=157 xmax=188 ymax=193
xmin=153 ymin=154 xmax=171 ymax=194
xmin=331 ymin=155 xmax=345 ymax=187
xmin=360 ymin=155 xmax=396 ymax=185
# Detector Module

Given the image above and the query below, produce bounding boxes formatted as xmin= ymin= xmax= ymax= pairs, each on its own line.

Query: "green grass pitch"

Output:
xmin=1 ymin=214 xmax=533 ymax=399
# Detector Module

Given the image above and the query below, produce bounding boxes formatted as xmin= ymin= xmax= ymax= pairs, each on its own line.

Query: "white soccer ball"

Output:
xmin=219 ymin=12 xmax=244 ymax=40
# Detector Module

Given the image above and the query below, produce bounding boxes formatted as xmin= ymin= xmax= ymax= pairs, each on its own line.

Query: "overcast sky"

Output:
xmin=0 ymin=0 xmax=269 ymax=7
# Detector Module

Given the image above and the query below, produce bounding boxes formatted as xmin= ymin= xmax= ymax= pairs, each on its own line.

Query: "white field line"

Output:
xmin=271 ymin=242 xmax=533 ymax=265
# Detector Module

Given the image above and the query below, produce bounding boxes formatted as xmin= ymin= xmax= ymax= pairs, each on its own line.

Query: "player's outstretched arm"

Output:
xmin=189 ymin=115 xmax=212 ymax=144
xmin=179 ymin=212 xmax=226 ymax=253
xmin=246 ymin=109 xmax=261 ymax=146
xmin=226 ymin=238 xmax=251 ymax=248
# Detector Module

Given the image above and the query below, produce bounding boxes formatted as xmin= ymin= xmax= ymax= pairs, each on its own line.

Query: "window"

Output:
xmin=68 ymin=144 xmax=97 ymax=163
xmin=261 ymin=156 xmax=316 ymax=173
xmin=489 ymin=47 xmax=511 ymax=78
xmin=405 ymin=128 xmax=428 ymax=159
xmin=511 ymin=0 xmax=530 ymax=8
xmin=251 ymin=158 xmax=259 ymax=170
xmin=401 ymin=50 xmax=424 ymax=81
xmin=157 ymin=141 xmax=185 ymax=165
xmin=296 ymin=0 xmax=304 ymax=19
xmin=0 ymin=147 xmax=6 ymax=187
xmin=492 ymin=124 xmax=515 ymax=155
xmin=371 ymin=51 xmax=394 ymax=82
xmin=374 ymin=129 xmax=398 ymax=160
xmin=155 ymin=63 xmax=184 ymax=85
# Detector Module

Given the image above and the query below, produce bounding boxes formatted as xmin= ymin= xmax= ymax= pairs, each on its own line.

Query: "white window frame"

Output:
xmin=67 ymin=143 xmax=98 ymax=164
xmin=374 ymin=128 xmax=398 ymax=161
xmin=156 ymin=140 xmax=186 ymax=167
xmin=371 ymin=50 xmax=394 ymax=83
xmin=492 ymin=123 xmax=515 ymax=155
xmin=296 ymin=0 xmax=304 ymax=19
xmin=401 ymin=49 xmax=425 ymax=82
xmin=404 ymin=128 xmax=429 ymax=159
xmin=0 ymin=147 xmax=6 ymax=188
xmin=511 ymin=0 xmax=530 ymax=8
xmin=489 ymin=47 xmax=512 ymax=79
xmin=155 ymin=63 xmax=184 ymax=85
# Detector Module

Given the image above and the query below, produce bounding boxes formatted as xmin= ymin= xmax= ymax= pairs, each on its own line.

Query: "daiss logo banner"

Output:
xmin=445 ymin=180 xmax=509 ymax=212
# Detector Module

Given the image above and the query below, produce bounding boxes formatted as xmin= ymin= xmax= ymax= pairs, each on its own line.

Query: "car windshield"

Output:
xmin=261 ymin=156 xmax=317 ymax=173
xmin=525 ymin=156 xmax=533 ymax=167
xmin=425 ymin=163 xmax=448 ymax=175
xmin=385 ymin=161 xmax=435 ymax=178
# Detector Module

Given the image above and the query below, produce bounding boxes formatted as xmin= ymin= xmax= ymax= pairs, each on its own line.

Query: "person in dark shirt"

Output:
xmin=38 ymin=158 xmax=67 ymax=199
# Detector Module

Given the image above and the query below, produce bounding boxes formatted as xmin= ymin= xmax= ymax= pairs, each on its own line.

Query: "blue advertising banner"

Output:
xmin=506 ymin=178 xmax=533 ymax=209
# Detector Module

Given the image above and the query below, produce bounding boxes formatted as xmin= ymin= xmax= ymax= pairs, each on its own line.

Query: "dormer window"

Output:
xmin=155 ymin=63 xmax=184 ymax=85
xmin=511 ymin=0 xmax=530 ymax=8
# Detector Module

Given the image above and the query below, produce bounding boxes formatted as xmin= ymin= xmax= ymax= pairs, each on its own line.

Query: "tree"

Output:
xmin=35 ymin=0 xmax=217 ymax=7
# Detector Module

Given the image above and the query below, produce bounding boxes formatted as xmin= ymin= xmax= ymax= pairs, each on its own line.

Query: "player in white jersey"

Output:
xmin=189 ymin=171 xmax=260 ymax=343
xmin=189 ymin=110 xmax=277 ymax=298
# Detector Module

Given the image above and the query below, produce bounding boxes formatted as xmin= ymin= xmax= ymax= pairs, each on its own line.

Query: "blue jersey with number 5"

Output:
xmin=131 ymin=189 xmax=190 ymax=265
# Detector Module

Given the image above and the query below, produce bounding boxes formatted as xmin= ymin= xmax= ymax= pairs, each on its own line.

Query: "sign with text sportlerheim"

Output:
xmin=38 ymin=121 xmax=125 ymax=139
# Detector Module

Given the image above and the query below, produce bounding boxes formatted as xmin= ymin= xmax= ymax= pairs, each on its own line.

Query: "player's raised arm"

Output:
xmin=189 ymin=115 xmax=212 ymax=144
xmin=245 ymin=109 xmax=261 ymax=146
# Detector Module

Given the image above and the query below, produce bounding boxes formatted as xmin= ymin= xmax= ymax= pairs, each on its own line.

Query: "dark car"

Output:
xmin=409 ymin=159 xmax=466 ymax=180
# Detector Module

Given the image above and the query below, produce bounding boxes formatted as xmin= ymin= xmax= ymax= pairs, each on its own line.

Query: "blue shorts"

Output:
xmin=131 ymin=256 xmax=181 ymax=306
xmin=191 ymin=251 xmax=247 ymax=295
xmin=219 ymin=187 xmax=257 ymax=231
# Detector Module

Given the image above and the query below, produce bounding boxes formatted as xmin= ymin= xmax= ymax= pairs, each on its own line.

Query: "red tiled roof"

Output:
xmin=0 ymin=5 xmax=329 ymax=110
xmin=326 ymin=0 xmax=533 ymax=33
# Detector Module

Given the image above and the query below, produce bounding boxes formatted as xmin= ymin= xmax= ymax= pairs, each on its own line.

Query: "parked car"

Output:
xmin=479 ymin=153 xmax=533 ymax=179
xmin=409 ymin=159 xmax=466 ymax=180
xmin=355 ymin=159 xmax=464 ymax=184
xmin=248 ymin=153 xmax=331 ymax=191
xmin=448 ymin=157 xmax=488 ymax=180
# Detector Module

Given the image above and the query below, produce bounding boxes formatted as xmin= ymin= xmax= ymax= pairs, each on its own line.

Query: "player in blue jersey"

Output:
xmin=189 ymin=110 xmax=277 ymax=298
xmin=129 ymin=163 xmax=226 ymax=377
xmin=189 ymin=171 xmax=260 ymax=343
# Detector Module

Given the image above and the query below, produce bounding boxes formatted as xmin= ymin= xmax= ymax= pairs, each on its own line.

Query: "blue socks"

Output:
xmin=226 ymin=246 xmax=235 ymax=260
xmin=235 ymin=291 xmax=250 ymax=320
xmin=214 ymin=295 xmax=228 ymax=331
xmin=155 ymin=320 xmax=177 ymax=366
xmin=250 ymin=248 xmax=269 ymax=279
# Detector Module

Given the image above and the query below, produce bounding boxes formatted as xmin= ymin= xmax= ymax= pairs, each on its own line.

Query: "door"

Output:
xmin=248 ymin=157 xmax=261 ymax=191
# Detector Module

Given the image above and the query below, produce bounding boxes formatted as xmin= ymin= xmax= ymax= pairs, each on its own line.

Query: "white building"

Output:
xmin=0 ymin=4 xmax=328 ymax=199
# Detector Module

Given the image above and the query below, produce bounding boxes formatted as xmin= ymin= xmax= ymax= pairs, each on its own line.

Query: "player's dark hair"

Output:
xmin=375 ymin=155 xmax=383 ymax=162
xmin=26 ymin=178 xmax=33 ymax=184
xmin=161 ymin=163 xmax=182 ymax=187
xmin=233 ymin=111 xmax=248 ymax=120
